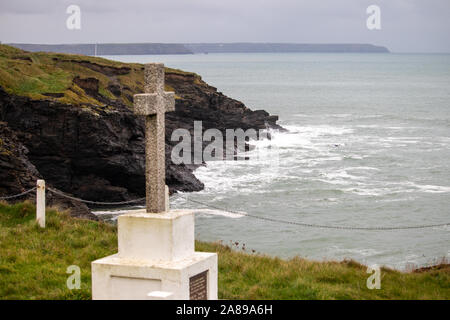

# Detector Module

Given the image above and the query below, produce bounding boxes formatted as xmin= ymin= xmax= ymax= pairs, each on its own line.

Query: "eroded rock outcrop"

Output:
xmin=0 ymin=121 xmax=95 ymax=219
xmin=0 ymin=121 xmax=40 ymax=195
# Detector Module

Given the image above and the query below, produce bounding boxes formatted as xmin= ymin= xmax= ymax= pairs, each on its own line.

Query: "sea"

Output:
xmin=98 ymin=53 xmax=450 ymax=270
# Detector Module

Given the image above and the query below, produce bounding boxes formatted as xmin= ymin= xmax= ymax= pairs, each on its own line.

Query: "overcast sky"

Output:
xmin=1 ymin=0 xmax=449 ymax=52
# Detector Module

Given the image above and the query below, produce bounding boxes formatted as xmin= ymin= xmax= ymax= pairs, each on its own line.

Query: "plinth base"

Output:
xmin=92 ymin=252 xmax=217 ymax=300
xmin=91 ymin=209 xmax=218 ymax=300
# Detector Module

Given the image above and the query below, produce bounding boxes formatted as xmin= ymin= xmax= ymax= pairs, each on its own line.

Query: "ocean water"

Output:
xmin=100 ymin=53 xmax=450 ymax=270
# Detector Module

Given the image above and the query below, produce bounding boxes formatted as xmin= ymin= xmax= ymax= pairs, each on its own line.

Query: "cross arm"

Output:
xmin=134 ymin=91 xmax=175 ymax=116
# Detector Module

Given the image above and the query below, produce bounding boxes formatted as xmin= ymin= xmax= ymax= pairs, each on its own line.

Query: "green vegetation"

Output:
xmin=0 ymin=44 xmax=200 ymax=107
xmin=0 ymin=202 xmax=449 ymax=300
xmin=0 ymin=138 xmax=11 ymax=156
xmin=0 ymin=201 xmax=116 ymax=299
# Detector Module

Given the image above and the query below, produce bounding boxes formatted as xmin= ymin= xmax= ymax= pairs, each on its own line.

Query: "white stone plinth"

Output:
xmin=91 ymin=209 xmax=218 ymax=300
xmin=118 ymin=209 xmax=194 ymax=262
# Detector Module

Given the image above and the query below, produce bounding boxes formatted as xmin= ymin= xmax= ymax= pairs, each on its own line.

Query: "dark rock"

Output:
xmin=107 ymin=82 xmax=122 ymax=97
xmin=0 ymin=121 xmax=41 ymax=195
xmin=73 ymin=76 xmax=100 ymax=97
xmin=0 ymin=121 xmax=95 ymax=219
xmin=42 ymin=92 xmax=65 ymax=98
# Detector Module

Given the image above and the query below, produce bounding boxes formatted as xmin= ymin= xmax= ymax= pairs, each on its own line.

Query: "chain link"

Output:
xmin=0 ymin=187 xmax=37 ymax=200
xmin=181 ymin=197 xmax=450 ymax=231
xmin=47 ymin=187 xmax=145 ymax=205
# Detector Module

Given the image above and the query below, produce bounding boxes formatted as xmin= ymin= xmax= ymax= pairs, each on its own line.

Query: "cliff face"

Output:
xmin=0 ymin=45 xmax=281 ymax=218
xmin=0 ymin=122 xmax=40 ymax=195
xmin=0 ymin=121 xmax=95 ymax=219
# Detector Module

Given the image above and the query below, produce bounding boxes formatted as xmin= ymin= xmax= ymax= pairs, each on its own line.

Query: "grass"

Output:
xmin=0 ymin=44 xmax=201 ymax=107
xmin=0 ymin=201 xmax=116 ymax=299
xmin=0 ymin=201 xmax=449 ymax=300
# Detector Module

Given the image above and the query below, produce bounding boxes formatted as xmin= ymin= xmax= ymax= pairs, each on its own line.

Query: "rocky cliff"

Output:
xmin=0 ymin=45 xmax=281 ymax=218
xmin=0 ymin=121 xmax=95 ymax=219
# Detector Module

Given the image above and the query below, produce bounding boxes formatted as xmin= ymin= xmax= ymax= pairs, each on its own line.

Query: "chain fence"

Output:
xmin=0 ymin=187 xmax=37 ymax=200
xmin=1 ymin=186 xmax=449 ymax=231
xmin=47 ymin=187 xmax=145 ymax=206
xmin=180 ymin=196 xmax=450 ymax=231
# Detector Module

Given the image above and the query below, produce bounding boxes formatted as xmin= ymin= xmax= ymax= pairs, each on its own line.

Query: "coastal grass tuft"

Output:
xmin=0 ymin=201 xmax=116 ymax=300
xmin=0 ymin=202 xmax=448 ymax=300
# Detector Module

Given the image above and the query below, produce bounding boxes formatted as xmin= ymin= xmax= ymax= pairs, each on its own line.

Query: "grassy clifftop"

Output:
xmin=0 ymin=202 xmax=448 ymax=300
xmin=0 ymin=44 xmax=196 ymax=107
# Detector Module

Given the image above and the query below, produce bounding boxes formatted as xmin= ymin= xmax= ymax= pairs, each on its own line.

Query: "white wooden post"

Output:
xmin=36 ymin=180 xmax=45 ymax=228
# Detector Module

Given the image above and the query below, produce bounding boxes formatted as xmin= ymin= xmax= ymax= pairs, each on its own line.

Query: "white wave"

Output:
xmin=382 ymin=137 xmax=424 ymax=144
xmin=255 ymin=132 xmax=314 ymax=149
xmin=193 ymin=160 xmax=282 ymax=194
xmin=282 ymin=125 xmax=354 ymax=137
xmin=193 ymin=209 xmax=244 ymax=219
xmin=343 ymin=154 xmax=367 ymax=160
xmin=328 ymin=246 xmax=383 ymax=257
xmin=355 ymin=125 xmax=380 ymax=128
xmin=314 ymin=178 xmax=356 ymax=186
xmin=343 ymin=181 xmax=450 ymax=196
xmin=404 ymin=182 xmax=450 ymax=193
xmin=292 ymin=113 xmax=351 ymax=119
xmin=93 ymin=207 xmax=144 ymax=216
xmin=354 ymin=114 xmax=385 ymax=120
xmin=313 ymin=169 xmax=368 ymax=186
xmin=387 ymin=126 xmax=421 ymax=130
xmin=292 ymin=114 xmax=313 ymax=117
xmin=345 ymin=166 xmax=380 ymax=171
xmin=342 ymin=187 xmax=390 ymax=196
xmin=322 ymin=170 xmax=363 ymax=180
xmin=329 ymin=114 xmax=352 ymax=118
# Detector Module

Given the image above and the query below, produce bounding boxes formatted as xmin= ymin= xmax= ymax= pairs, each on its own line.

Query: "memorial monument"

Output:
xmin=91 ymin=63 xmax=218 ymax=300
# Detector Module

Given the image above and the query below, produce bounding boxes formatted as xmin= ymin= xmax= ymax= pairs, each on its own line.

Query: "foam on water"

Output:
xmin=191 ymin=209 xmax=244 ymax=219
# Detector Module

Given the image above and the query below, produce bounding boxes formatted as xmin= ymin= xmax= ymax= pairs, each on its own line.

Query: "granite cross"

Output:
xmin=134 ymin=63 xmax=175 ymax=213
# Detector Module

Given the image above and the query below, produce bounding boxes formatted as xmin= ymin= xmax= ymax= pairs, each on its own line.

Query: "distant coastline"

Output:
xmin=8 ymin=42 xmax=390 ymax=55
xmin=185 ymin=43 xmax=390 ymax=54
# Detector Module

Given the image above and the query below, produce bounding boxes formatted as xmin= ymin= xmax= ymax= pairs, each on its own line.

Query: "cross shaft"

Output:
xmin=134 ymin=63 xmax=175 ymax=213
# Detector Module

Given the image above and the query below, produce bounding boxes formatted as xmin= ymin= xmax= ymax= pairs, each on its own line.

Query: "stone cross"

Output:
xmin=134 ymin=63 xmax=175 ymax=213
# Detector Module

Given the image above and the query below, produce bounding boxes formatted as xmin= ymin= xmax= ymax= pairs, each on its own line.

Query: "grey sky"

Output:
xmin=0 ymin=0 xmax=449 ymax=52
